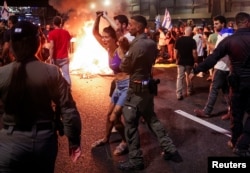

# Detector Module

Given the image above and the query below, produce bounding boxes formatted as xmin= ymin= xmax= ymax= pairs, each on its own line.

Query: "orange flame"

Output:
xmin=70 ymin=20 xmax=113 ymax=78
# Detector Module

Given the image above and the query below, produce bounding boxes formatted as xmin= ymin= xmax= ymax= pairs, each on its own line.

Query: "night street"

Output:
xmin=0 ymin=1 xmax=250 ymax=173
xmin=54 ymin=64 xmax=237 ymax=173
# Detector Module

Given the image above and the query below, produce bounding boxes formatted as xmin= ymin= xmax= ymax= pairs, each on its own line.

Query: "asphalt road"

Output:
xmin=53 ymin=64 xmax=239 ymax=173
xmin=0 ymin=63 xmax=237 ymax=173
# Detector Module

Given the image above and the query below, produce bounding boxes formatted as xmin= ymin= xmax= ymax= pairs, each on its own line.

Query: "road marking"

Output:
xmin=175 ymin=110 xmax=231 ymax=138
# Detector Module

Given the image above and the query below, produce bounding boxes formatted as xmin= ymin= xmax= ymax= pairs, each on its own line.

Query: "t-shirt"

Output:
xmin=48 ymin=28 xmax=71 ymax=59
xmin=214 ymin=28 xmax=234 ymax=71
xmin=175 ymin=36 xmax=197 ymax=66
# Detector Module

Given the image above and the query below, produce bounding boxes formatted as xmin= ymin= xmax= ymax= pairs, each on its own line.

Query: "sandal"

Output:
xmin=91 ymin=139 xmax=108 ymax=148
xmin=113 ymin=142 xmax=128 ymax=156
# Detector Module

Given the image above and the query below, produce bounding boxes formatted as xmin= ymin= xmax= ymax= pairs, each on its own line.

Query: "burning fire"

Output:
xmin=69 ymin=20 xmax=113 ymax=78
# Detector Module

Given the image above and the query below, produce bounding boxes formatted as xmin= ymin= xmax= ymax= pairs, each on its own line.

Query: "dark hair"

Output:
xmin=8 ymin=15 xmax=18 ymax=25
xmin=103 ymin=25 xmax=117 ymax=41
xmin=10 ymin=21 xmax=39 ymax=60
xmin=0 ymin=19 xmax=7 ymax=26
xmin=235 ymin=12 xmax=250 ymax=25
xmin=53 ymin=16 xmax=62 ymax=27
xmin=213 ymin=15 xmax=227 ymax=25
xmin=131 ymin=15 xmax=147 ymax=28
xmin=5 ymin=21 xmax=40 ymax=124
xmin=113 ymin=15 xmax=129 ymax=27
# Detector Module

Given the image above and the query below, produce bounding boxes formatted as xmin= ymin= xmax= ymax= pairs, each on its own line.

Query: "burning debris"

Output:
xmin=48 ymin=0 xmax=129 ymax=77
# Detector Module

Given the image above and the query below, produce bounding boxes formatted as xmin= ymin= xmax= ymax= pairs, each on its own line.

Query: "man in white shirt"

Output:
xmin=194 ymin=15 xmax=234 ymax=120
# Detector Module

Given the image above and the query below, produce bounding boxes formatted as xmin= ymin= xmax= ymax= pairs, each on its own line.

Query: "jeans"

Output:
xmin=111 ymin=78 xmax=129 ymax=106
xmin=53 ymin=58 xmax=71 ymax=85
xmin=176 ymin=65 xmax=193 ymax=97
xmin=203 ymin=69 xmax=230 ymax=114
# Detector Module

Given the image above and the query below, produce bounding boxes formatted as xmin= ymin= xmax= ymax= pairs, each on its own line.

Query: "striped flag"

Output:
xmin=155 ymin=14 xmax=161 ymax=30
xmin=161 ymin=8 xmax=172 ymax=30
xmin=1 ymin=1 xmax=9 ymax=20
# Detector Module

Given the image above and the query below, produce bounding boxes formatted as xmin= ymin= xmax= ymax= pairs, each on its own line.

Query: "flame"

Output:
xmin=69 ymin=20 xmax=113 ymax=78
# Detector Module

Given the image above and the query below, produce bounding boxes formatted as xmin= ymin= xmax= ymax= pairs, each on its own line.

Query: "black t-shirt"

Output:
xmin=3 ymin=29 xmax=11 ymax=43
xmin=175 ymin=36 xmax=197 ymax=66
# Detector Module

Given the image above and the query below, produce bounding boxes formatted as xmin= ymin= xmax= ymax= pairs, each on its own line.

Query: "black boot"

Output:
xmin=163 ymin=150 xmax=183 ymax=163
xmin=118 ymin=160 xmax=144 ymax=171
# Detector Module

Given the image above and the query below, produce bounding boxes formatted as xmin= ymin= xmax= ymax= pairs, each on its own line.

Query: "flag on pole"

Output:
xmin=1 ymin=1 xmax=9 ymax=20
xmin=161 ymin=8 xmax=172 ymax=30
xmin=155 ymin=14 xmax=161 ymax=30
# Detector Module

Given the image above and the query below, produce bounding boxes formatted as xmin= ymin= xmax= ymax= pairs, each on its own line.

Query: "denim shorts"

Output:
xmin=111 ymin=78 xmax=129 ymax=106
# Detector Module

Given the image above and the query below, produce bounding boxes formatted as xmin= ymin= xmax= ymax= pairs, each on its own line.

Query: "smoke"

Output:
xmin=48 ymin=0 xmax=129 ymax=35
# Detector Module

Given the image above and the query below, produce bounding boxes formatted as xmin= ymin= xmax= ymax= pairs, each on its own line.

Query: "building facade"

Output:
xmin=128 ymin=0 xmax=250 ymax=25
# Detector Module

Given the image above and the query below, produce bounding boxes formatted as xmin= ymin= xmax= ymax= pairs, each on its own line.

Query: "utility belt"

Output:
xmin=129 ymin=80 xmax=149 ymax=93
xmin=129 ymin=78 xmax=160 ymax=95
xmin=3 ymin=122 xmax=54 ymax=133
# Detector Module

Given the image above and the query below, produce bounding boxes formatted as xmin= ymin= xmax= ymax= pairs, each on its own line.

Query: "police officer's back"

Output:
xmin=0 ymin=21 xmax=82 ymax=172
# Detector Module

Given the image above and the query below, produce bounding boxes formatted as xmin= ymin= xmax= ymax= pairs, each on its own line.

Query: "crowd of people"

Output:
xmin=0 ymin=10 xmax=250 ymax=172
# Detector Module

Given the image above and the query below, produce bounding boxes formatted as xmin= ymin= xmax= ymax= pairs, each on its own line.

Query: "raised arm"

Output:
xmin=92 ymin=13 xmax=105 ymax=48
xmin=102 ymin=12 xmax=123 ymax=39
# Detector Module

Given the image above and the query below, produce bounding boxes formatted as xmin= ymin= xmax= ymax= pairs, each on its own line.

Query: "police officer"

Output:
xmin=0 ymin=21 xmax=82 ymax=172
xmin=118 ymin=15 xmax=182 ymax=171
xmin=194 ymin=12 xmax=250 ymax=156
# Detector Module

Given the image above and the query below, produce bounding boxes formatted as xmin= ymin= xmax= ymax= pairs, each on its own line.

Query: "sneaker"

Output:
xmin=91 ymin=139 xmax=108 ymax=148
xmin=221 ymin=113 xmax=230 ymax=120
xmin=163 ymin=150 xmax=183 ymax=163
xmin=177 ymin=96 xmax=183 ymax=100
xmin=194 ymin=109 xmax=211 ymax=118
xmin=113 ymin=142 xmax=128 ymax=156
xmin=118 ymin=160 xmax=144 ymax=171
xmin=187 ymin=91 xmax=194 ymax=96
xmin=206 ymin=76 xmax=212 ymax=81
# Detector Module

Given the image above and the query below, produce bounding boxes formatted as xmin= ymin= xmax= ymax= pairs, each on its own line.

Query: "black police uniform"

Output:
xmin=0 ymin=58 xmax=82 ymax=172
xmin=194 ymin=27 xmax=250 ymax=152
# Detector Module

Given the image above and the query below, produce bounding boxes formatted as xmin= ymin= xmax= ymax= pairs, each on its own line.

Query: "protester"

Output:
xmin=118 ymin=15 xmax=182 ymax=171
xmin=194 ymin=15 xmax=233 ymax=120
xmin=158 ymin=27 xmax=167 ymax=59
xmin=43 ymin=24 xmax=51 ymax=41
xmin=91 ymin=11 xmax=130 ymax=156
xmin=0 ymin=21 xmax=82 ymax=172
xmin=0 ymin=15 xmax=18 ymax=65
xmin=165 ymin=29 xmax=176 ymax=63
xmin=174 ymin=26 xmax=198 ymax=100
xmin=101 ymin=13 xmax=134 ymax=97
xmin=206 ymin=29 xmax=218 ymax=81
xmin=48 ymin=16 xmax=72 ymax=85
xmin=193 ymin=12 xmax=250 ymax=156
xmin=193 ymin=26 xmax=205 ymax=77
xmin=113 ymin=14 xmax=135 ymax=42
